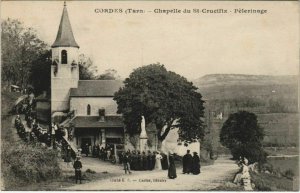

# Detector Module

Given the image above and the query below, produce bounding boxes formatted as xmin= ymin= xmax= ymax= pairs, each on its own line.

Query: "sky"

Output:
xmin=1 ymin=1 xmax=299 ymax=80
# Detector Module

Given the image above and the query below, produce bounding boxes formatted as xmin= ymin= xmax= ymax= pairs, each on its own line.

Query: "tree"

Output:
xmin=97 ymin=69 xmax=120 ymax=80
xmin=220 ymin=111 xmax=267 ymax=163
xmin=114 ymin=63 xmax=205 ymax=149
xmin=1 ymin=18 xmax=48 ymax=89
xmin=78 ymin=54 xmax=97 ymax=80
xmin=30 ymin=50 xmax=52 ymax=95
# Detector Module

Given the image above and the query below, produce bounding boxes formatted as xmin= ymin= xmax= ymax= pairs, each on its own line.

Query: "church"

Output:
xmin=51 ymin=2 xmax=127 ymax=152
xmin=50 ymin=2 xmax=200 ymax=155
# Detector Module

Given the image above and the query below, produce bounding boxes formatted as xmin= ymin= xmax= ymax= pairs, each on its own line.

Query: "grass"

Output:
xmin=249 ymin=156 xmax=298 ymax=191
xmin=1 ymin=91 xmax=21 ymax=141
xmin=267 ymin=156 xmax=299 ymax=177
xmin=1 ymin=90 xmax=63 ymax=190
xmin=2 ymin=142 xmax=62 ymax=190
xmin=251 ymin=171 xmax=294 ymax=191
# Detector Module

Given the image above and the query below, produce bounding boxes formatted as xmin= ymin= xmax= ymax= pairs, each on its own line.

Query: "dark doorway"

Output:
xmin=81 ymin=138 xmax=91 ymax=148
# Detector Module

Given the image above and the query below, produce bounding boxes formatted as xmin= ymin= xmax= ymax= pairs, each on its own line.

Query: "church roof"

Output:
xmin=52 ymin=2 xmax=79 ymax=48
xmin=70 ymin=115 xmax=124 ymax=128
xmin=70 ymin=80 xmax=124 ymax=97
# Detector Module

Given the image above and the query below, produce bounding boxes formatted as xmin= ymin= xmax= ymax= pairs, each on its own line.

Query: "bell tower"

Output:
xmin=51 ymin=1 xmax=79 ymax=113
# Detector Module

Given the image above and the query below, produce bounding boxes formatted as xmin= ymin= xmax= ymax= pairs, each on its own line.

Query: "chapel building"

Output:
xmin=51 ymin=2 xmax=125 ymax=151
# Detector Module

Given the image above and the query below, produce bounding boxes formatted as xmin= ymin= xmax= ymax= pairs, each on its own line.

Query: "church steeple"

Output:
xmin=52 ymin=1 xmax=79 ymax=48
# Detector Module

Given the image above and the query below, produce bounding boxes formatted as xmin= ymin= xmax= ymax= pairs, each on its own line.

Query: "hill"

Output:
xmin=192 ymin=74 xmax=299 ymax=147
xmin=193 ymin=74 xmax=298 ymax=113
xmin=194 ymin=74 xmax=297 ymax=88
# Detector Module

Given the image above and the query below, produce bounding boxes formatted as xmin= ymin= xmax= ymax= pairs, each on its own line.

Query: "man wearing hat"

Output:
xmin=73 ymin=156 xmax=82 ymax=184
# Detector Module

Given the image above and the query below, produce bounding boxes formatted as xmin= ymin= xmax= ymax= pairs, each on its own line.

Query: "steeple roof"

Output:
xmin=52 ymin=2 xmax=79 ymax=48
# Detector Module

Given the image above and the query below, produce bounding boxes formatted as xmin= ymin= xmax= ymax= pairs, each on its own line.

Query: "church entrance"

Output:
xmin=81 ymin=138 xmax=91 ymax=149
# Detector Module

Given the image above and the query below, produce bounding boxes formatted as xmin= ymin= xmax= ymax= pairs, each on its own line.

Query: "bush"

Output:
xmin=220 ymin=111 xmax=267 ymax=164
xmin=1 ymin=141 xmax=61 ymax=189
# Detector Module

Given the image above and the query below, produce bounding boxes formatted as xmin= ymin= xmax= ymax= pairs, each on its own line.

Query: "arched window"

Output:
xmin=61 ymin=50 xmax=67 ymax=64
xmin=87 ymin=104 xmax=91 ymax=115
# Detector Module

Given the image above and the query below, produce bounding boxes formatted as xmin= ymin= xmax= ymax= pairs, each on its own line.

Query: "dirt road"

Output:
xmin=64 ymin=156 xmax=238 ymax=190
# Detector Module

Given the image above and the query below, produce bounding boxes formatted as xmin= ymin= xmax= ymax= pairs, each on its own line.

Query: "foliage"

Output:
xmin=220 ymin=111 xmax=267 ymax=163
xmin=97 ymin=69 xmax=121 ymax=80
xmin=1 ymin=18 xmax=48 ymax=89
xmin=128 ymin=135 xmax=140 ymax=149
xmin=29 ymin=50 xmax=52 ymax=95
xmin=1 ymin=141 xmax=61 ymax=189
xmin=250 ymin=171 xmax=294 ymax=191
xmin=114 ymin=63 xmax=205 ymax=145
xmin=78 ymin=54 xmax=97 ymax=80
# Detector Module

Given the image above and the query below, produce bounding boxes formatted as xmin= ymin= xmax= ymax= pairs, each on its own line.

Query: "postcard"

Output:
xmin=1 ymin=0 xmax=299 ymax=191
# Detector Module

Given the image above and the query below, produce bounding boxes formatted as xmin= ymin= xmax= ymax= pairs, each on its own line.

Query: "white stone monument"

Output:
xmin=139 ymin=116 xmax=148 ymax=152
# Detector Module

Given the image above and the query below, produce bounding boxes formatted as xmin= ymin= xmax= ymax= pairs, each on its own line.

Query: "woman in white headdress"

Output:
xmin=154 ymin=151 xmax=163 ymax=170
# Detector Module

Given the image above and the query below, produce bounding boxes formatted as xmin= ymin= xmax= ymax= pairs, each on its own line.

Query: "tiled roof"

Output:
xmin=70 ymin=80 xmax=123 ymax=97
xmin=70 ymin=115 xmax=124 ymax=128
xmin=52 ymin=3 xmax=79 ymax=48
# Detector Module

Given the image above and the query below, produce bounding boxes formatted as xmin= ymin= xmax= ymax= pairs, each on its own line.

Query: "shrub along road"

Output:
xmin=64 ymin=156 xmax=239 ymax=191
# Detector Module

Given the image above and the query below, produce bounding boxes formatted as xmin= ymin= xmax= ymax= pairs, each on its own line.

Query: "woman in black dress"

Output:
xmin=161 ymin=152 xmax=169 ymax=170
xmin=192 ymin=152 xmax=200 ymax=175
xmin=168 ymin=152 xmax=177 ymax=179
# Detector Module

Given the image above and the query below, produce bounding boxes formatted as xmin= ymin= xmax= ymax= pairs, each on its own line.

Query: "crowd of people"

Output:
xmin=14 ymin=100 xmax=51 ymax=145
xmin=14 ymin=113 xmax=68 ymax=148
xmin=120 ymin=149 xmax=201 ymax=179
xmin=182 ymin=150 xmax=201 ymax=175
xmin=120 ymin=150 xmax=169 ymax=171
xmin=14 ymin=98 xmax=72 ymax=162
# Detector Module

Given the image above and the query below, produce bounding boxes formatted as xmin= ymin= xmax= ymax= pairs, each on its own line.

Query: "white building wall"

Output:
xmin=51 ymin=47 xmax=79 ymax=113
xmin=70 ymin=97 xmax=119 ymax=116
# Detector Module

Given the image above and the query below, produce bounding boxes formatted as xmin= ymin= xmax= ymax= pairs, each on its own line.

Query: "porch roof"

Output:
xmin=69 ymin=115 xmax=124 ymax=128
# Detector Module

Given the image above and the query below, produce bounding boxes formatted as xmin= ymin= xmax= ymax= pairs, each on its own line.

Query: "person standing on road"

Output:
xmin=192 ymin=152 xmax=200 ymax=175
xmin=168 ymin=151 xmax=177 ymax=179
xmin=123 ymin=152 xmax=132 ymax=174
xmin=136 ymin=151 xmax=142 ymax=171
xmin=142 ymin=151 xmax=148 ymax=170
xmin=154 ymin=151 xmax=163 ymax=170
xmin=147 ymin=150 xmax=153 ymax=170
xmin=73 ymin=156 xmax=82 ymax=184
xmin=161 ymin=152 xmax=169 ymax=170
xmin=182 ymin=150 xmax=193 ymax=174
